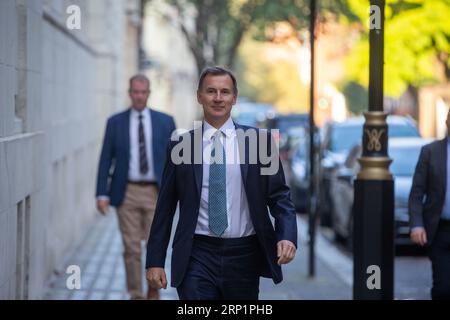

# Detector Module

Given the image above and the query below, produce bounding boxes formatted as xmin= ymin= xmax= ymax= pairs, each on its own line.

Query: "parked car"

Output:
xmin=262 ymin=113 xmax=309 ymax=160
xmin=330 ymin=137 xmax=433 ymax=248
xmin=231 ymin=101 xmax=274 ymax=127
xmin=288 ymin=127 xmax=309 ymax=212
xmin=287 ymin=126 xmax=321 ymax=212
xmin=319 ymin=115 xmax=420 ymax=227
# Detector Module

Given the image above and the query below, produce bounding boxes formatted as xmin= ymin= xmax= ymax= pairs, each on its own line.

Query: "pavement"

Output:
xmin=44 ymin=210 xmax=177 ymax=300
xmin=45 ymin=209 xmax=432 ymax=300
xmin=45 ymin=211 xmax=355 ymax=300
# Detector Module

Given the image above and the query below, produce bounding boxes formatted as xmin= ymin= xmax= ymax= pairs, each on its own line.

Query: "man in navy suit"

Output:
xmin=96 ymin=75 xmax=176 ymax=300
xmin=409 ymin=109 xmax=450 ymax=299
xmin=146 ymin=66 xmax=297 ymax=300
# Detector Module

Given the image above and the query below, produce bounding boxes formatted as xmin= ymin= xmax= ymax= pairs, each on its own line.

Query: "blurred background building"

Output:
xmin=141 ymin=0 xmax=199 ymax=129
xmin=0 ymin=0 xmax=143 ymax=299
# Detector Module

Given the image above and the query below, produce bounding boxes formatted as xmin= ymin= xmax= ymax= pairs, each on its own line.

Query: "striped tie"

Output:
xmin=138 ymin=114 xmax=149 ymax=174
xmin=208 ymin=131 xmax=228 ymax=236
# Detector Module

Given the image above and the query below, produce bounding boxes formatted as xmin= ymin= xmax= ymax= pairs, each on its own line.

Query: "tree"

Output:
xmin=147 ymin=0 xmax=345 ymax=74
xmin=167 ymin=0 xmax=308 ymax=73
xmin=343 ymin=0 xmax=450 ymax=97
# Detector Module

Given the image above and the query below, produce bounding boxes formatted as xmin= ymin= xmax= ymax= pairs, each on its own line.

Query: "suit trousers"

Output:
xmin=117 ymin=183 xmax=157 ymax=299
xmin=429 ymin=220 xmax=450 ymax=300
xmin=177 ymin=234 xmax=263 ymax=300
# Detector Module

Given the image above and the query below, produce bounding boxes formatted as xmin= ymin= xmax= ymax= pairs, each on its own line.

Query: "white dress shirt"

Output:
xmin=195 ymin=117 xmax=255 ymax=238
xmin=128 ymin=107 xmax=156 ymax=182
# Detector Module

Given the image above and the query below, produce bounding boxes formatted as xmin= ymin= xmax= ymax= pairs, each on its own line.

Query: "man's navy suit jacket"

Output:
xmin=96 ymin=108 xmax=176 ymax=207
xmin=145 ymin=123 xmax=298 ymax=287
xmin=409 ymin=137 xmax=449 ymax=244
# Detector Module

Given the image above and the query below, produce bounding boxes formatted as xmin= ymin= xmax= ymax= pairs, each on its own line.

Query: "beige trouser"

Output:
xmin=116 ymin=183 xmax=158 ymax=299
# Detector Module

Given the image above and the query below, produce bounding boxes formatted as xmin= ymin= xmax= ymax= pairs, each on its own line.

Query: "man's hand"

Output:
xmin=96 ymin=199 xmax=110 ymax=215
xmin=277 ymin=240 xmax=296 ymax=265
xmin=147 ymin=267 xmax=167 ymax=290
xmin=410 ymin=227 xmax=427 ymax=246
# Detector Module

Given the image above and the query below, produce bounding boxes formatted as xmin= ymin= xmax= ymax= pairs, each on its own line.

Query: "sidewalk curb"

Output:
xmin=297 ymin=215 xmax=353 ymax=287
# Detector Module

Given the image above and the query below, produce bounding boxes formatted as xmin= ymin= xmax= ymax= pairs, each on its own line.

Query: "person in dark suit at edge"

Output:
xmin=146 ymin=66 xmax=297 ymax=300
xmin=409 ymin=109 xmax=450 ymax=299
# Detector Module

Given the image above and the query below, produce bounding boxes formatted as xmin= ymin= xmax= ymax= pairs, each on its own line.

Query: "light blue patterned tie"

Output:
xmin=208 ymin=131 xmax=228 ymax=236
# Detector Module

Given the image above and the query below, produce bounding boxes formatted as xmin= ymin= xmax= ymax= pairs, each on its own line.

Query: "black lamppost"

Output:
xmin=308 ymin=0 xmax=318 ymax=277
xmin=353 ymin=0 xmax=394 ymax=300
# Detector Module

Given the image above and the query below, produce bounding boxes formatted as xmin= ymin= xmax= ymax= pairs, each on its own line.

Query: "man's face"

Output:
xmin=197 ymin=74 xmax=237 ymax=121
xmin=129 ymin=80 xmax=150 ymax=111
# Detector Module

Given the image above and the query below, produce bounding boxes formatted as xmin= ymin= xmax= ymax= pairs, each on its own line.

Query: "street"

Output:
xmin=44 ymin=211 xmax=432 ymax=300
xmin=319 ymin=224 xmax=431 ymax=300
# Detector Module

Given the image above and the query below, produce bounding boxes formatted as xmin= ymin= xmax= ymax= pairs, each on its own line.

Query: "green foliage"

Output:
xmin=156 ymin=0 xmax=348 ymax=73
xmin=344 ymin=0 xmax=450 ymax=97
xmin=341 ymin=81 xmax=368 ymax=115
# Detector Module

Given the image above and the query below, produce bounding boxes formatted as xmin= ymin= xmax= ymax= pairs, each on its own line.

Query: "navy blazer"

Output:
xmin=96 ymin=108 xmax=176 ymax=207
xmin=145 ymin=123 xmax=298 ymax=287
xmin=409 ymin=138 xmax=448 ymax=244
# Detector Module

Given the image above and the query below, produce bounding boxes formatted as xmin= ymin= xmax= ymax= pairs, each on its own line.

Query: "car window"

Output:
xmin=389 ymin=146 xmax=422 ymax=177
xmin=329 ymin=122 xmax=419 ymax=153
xmin=233 ymin=112 xmax=257 ymax=126
xmin=276 ymin=117 xmax=308 ymax=133
xmin=389 ymin=124 xmax=420 ymax=138
xmin=330 ymin=125 xmax=362 ymax=152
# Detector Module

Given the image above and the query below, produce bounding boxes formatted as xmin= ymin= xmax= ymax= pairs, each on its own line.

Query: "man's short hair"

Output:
xmin=129 ymin=74 xmax=150 ymax=91
xmin=197 ymin=66 xmax=238 ymax=95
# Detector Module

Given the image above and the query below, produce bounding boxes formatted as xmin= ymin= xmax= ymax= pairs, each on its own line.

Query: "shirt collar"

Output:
xmin=203 ymin=117 xmax=235 ymax=140
xmin=130 ymin=107 xmax=149 ymax=118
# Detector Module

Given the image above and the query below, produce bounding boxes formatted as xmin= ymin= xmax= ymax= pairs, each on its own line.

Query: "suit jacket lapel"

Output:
xmin=234 ymin=123 xmax=249 ymax=188
xmin=442 ymin=138 xmax=448 ymax=194
xmin=124 ymin=109 xmax=131 ymax=161
xmin=192 ymin=126 xmax=203 ymax=196
xmin=149 ymin=109 xmax=158 ymax=161
xmin=193 ymin=121 xmax=251 ymax=194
